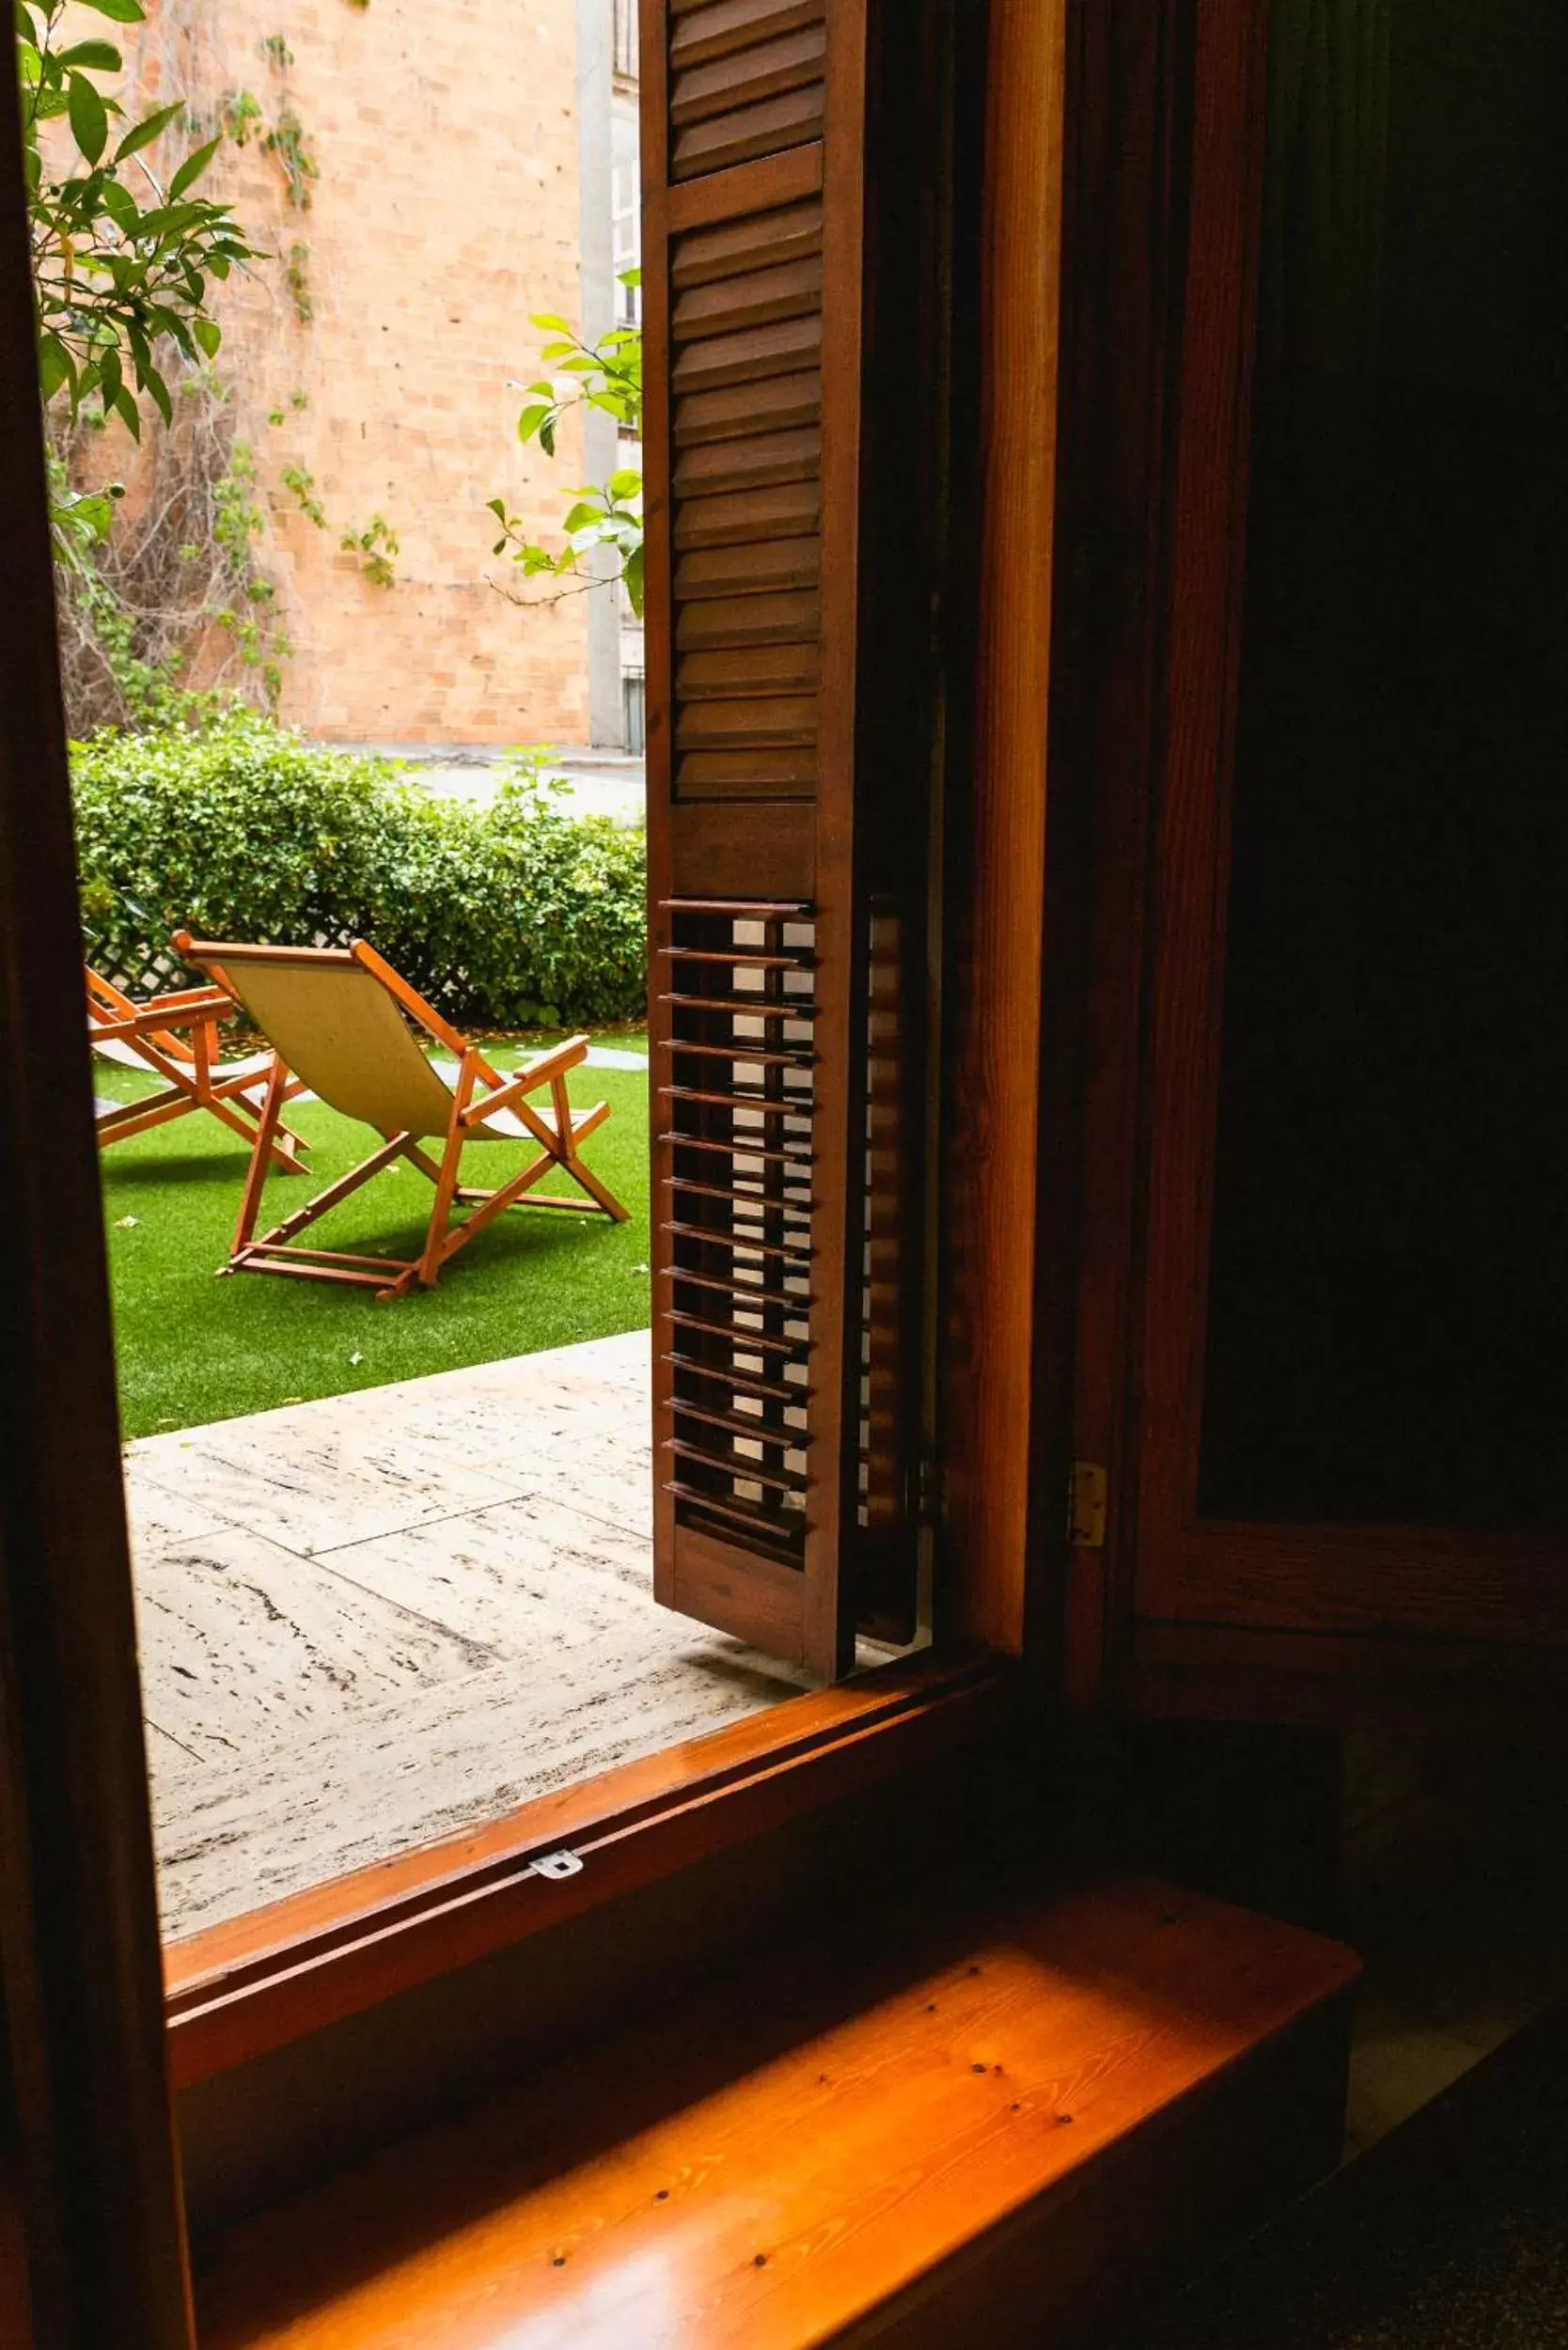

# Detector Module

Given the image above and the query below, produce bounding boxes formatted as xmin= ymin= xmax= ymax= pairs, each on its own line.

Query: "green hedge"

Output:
xmin=72 ymin=713 xmax=647 ymax=1028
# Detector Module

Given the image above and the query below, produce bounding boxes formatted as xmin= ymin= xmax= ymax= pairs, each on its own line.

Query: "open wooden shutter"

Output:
xmin=641 ymin=0 xmax=933 ymax=1680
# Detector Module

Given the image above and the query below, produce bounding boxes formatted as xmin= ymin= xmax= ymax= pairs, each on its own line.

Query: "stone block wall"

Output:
xmin=115 ymin=0 xmax=590 ymax=744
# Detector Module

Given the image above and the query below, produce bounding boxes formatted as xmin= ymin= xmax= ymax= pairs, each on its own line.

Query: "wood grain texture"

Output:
xmin=672 ymin=27 xmax=828 ymax=130
xmin=0 ymin=55 xmax=195 ymax=2350
xmin=666 ymin=143 xmax=824 ymax=237
xmin=674 ymin=85 xmax=826 ymax=180
xmin=673 ymin=201 xmax=823 ymax=288
xmin=942 ymin=0 xmax=1068 ymax=1655
xmin=1053 ymin=2 xmax=1183 ymax=1706
xmin=1132 ymin=0 xmax=1267 ymax=1625
xmin=678 ymin=640 xmax=820 ymax=695
xmin=195 ymin=1876 xmax=1357 ymax=2348
xmin=673 ymin=254 xmax=824 ymax=338
xmin=671 ymin=0 xmax=825 ymax=75
xmin=675 ymin=369 xmax=823 ymax=444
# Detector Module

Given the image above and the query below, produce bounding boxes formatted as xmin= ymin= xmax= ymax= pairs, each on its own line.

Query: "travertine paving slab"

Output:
xmin=125 ymin=1331 xmax=816 ymax=1943
xmin=129 ymin=1408 xmax=532 ymax=1557
xmin=151 ymin=1633 xmax=812 ymax=1935
xmin=313 ymin=1498 xmax=658 ymax=1655
xmin=134 ymin=1526 xmax=498 ymax=1764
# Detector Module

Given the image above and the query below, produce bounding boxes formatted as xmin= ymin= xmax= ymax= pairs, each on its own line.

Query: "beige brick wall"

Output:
xmin=118 ymin=0 xmax=590 ymax=744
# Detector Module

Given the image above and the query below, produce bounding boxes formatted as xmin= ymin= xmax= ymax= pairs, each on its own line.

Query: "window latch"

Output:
xmin=526 ymin=1850 xmax=584 ymax=1882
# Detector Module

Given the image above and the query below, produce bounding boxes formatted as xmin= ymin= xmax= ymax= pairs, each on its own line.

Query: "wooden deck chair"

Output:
xmin=86 ymin=963 xmax=309 ymax=1174
xmin=173 ymin=933 xmax=630 ymax=1300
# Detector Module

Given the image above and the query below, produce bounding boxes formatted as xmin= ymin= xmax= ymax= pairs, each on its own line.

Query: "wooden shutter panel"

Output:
xmin=642 ymin=0 xmax=932 ymax=1680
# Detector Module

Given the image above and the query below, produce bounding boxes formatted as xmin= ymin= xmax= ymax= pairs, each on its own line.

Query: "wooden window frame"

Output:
xmin=1057 ymin=0 xmax=1568 ymax=1733
xmin=0 ymin=0 xmax=1069 ymax=2335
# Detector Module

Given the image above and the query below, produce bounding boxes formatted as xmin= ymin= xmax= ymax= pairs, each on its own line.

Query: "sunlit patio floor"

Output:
xmin=124 ymin=1331 xmax=819 ymax=1944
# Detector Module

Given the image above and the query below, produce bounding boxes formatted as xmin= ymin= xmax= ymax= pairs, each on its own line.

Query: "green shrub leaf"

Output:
xmin=67 ymin=70 xmax=109 ymax=164
xmin=72 ymin=715 xmax=647 ymax=1030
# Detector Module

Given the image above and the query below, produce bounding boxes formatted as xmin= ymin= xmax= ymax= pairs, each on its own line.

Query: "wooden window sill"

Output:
xmin=195 ymin=1874 xmax=1358 ymax=2348
xmin=165 ymin=1652 xmax=1004 ymax=2088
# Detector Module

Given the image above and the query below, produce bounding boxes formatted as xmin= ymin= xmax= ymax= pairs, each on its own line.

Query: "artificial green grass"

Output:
xmin=98 ymin=1038 xmax=651 ymax=1439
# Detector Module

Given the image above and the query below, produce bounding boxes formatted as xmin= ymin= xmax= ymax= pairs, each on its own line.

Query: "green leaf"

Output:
xmin=101 ymin=178 xmax=138 ymax=234
xmin=193 ymin=316 xmax=222 ymax=358
xmin=540 ymin=416 xmax=557 ymax=457
xmin=141 ymin=361 xmax=172 ymax=428
xmin=68 ymin=71 xmax=109 ymax=164
xmin=57 ymin=39 xmax=122 ymax=70
xmin=607 ymin=468 xmax=642 ymax=500
xmin=624 ymin=545 xmax=646 ymax=618
xmin=529 ymin=312 xmax=573 ymax=333
xmin=37 ymin=332 xmax=71 ymax=402
xmin=515 ymin=402 xmax=551 ymax=445
xmin=115 ymin=101 xmax=182 ymax=163
xmin=75 ymin=0 xmax=146 ymax=21
xmin=169 ymin=135 xmax=219 ymax=199
xmin=112 ymin=384 xmax=141 ymax=439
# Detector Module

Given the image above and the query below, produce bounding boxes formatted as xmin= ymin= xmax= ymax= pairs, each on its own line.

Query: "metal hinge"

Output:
xmin=1068 ymin=1461 xmax=1107 ymax=1549
xmin=908 ymin=1449 xmax=946 ymax=1529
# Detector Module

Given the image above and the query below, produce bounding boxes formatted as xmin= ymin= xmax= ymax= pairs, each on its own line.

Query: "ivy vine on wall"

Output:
xmin=24 ymin=0 xmax=400 ymax=733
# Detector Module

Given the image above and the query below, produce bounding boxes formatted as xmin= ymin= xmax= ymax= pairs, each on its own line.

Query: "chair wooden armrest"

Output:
xmin=90 ymin=987 xmax=237 ymax=1044
xmin=460 ymin=1035 xmax=590 ymax=1128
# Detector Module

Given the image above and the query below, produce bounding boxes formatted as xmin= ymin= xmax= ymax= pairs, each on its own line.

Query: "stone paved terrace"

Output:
xmin=126 ymin=1332 xmax=818 ymax=1945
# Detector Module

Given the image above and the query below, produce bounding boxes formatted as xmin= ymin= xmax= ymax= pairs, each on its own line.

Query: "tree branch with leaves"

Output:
xmin=18 ymin=0 xmax=257 ymax=535
xmin=488 ymin=274 xmax=645 ymax=616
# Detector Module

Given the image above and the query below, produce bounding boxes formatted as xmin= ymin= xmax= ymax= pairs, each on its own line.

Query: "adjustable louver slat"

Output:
xmin=672 ymin=258 xmax=823 ymax=339
xmin=674 ymin=540 xmax=821 ymax=601
xmin=675 ymin=431 xmax=821 ymax=501
xmin=669 ymin=0 xmax=826 ymax=72
xmin=672 ymin=86 xmax=825 ymax=181
xmin=672 ymin=200 xmax=823 ymax=287
xmin=678 ymin=643 xmax=820 ymax=697
xmin=657 ymin=903 xmax=817 ymax=1579
xmin=673 ymin=314 xmax=823 ymax=394
xmin=674 ymin=481 xmax=821 ymax=547
xmin=676 ymin=698 xmax=818 ymax=748
xmin=643 ymin=0 xmax=931 ymax=1677
xmin=675 ymin=372 xmax=822 ymax=446
xmin=671 ymin=26 xmax=827 ymax=123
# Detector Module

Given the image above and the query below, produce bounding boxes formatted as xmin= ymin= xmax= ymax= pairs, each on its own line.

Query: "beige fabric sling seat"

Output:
xmin=87 ymin=963 xmax=308 ymax=1173
xmin=174 ymin=933 xmax=629 ymax=1301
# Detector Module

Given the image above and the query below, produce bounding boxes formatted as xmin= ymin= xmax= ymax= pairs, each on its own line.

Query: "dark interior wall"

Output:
xmin=1199 ymin=0 xmax=1568 ymax=1528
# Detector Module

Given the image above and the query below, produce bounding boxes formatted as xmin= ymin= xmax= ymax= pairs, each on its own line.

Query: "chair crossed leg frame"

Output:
xmin=224 ymin=1044 xmax=629 ymax=1301
xmin=89 ymin=981 xmax=311 ymax=1175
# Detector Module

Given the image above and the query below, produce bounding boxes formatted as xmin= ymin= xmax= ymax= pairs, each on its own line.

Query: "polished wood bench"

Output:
xmin=197 ymin=1875 xmax=1358 ymax=2348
